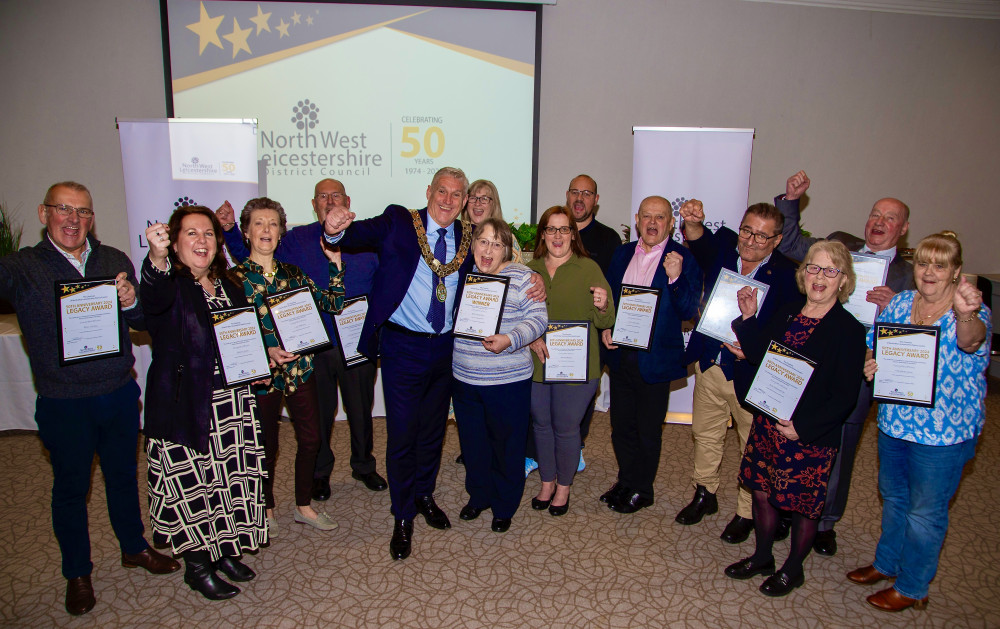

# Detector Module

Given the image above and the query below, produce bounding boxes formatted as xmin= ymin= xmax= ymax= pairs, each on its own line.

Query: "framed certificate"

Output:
xmin=543 ymin=320 xmax=590 ymax=383
xmin=454 ymin=272 xmax=510 ymax=340
xmin=695 ymin=269 xmax=769 ymax=345
xmin=744 ymin=341 xmax=817 ymax=422
xmin=844 ymin=252 xmax=890 ymax=327
xmin=611 ymin=284 xmax=661 ymax=351
xmin=210 ymin=306 xmax=272 ymax=387
xmin=333 ymin=296 xmax=369 ymax=367
xmin=265 ymin=286 xmax=332 ymax=354
xmin=55 ymin=277 xmax=123 ymax=365
xmin=872 ymin=323 xmax=940 ymax=408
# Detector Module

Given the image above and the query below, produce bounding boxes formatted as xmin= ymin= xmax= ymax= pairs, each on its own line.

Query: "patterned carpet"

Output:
xmin=2 ymin=378 xmax=998 ymax=628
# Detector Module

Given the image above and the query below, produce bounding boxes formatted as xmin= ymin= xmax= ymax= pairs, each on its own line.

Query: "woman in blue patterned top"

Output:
xmin=232 ymin=197 xmax=345 ymax=534
xmin=452 ymin=218 xmax=547 ymax=533
xmin=849 ymin=232 xmax=991 ymax=612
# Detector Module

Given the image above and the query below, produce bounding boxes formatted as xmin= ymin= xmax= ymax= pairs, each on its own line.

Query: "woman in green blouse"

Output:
xmin=232 ymin=197 xmax=345 ymax=533
xmin=527 ymin=206 xmax=615 ymax=516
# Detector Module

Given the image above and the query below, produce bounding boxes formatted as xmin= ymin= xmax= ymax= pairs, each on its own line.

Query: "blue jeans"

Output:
xmin=873 ymin=430 xmax=977 ymax=599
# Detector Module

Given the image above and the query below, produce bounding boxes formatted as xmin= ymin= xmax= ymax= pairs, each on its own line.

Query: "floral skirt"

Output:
xmin=739 ymin=414 xmax=837 ymax=519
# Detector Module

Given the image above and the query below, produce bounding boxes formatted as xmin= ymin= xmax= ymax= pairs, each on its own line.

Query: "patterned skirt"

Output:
xmin=739 ymin=414 xmax=837 ymax=519
xmin=147 ymin=385 xmax=268 ymax=560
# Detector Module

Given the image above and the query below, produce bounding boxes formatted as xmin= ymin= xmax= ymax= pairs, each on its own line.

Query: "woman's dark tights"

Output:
xmin=750 ymin=489 xmax=819 ymax=578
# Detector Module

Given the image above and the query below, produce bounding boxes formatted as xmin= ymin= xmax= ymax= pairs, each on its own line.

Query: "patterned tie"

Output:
xmin=426 ymin=228 xmax=447 ymax=333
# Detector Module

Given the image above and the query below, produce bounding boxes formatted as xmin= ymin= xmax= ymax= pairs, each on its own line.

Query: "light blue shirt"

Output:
xmin=389 ymin=215 xmax=460 ymax=333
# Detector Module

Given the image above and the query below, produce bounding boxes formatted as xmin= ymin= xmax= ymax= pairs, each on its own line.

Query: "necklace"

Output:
xmin=913 ymin=294 xmax=951 ymax=325
xmin=411 ymin=210 xmax=472 ymax=302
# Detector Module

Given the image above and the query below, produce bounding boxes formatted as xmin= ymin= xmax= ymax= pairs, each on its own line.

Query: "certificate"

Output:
xmin=611 ymin=284 xmax=661 ymax=351
xmin=211 ymin=306 xmax=272 ymax=387
xmin=695 ymin=269 xmax=769 ymax=345
xmin=844 ymin=252 xmax=890 ymax=327
xmin=744 ymin=341 xmax=817 ymax=422
xmin=872 ymin=323 xmax=940 ymax=408
xmin=543 ymin=321 xmax=590 ymax=383
xmin=55 ymin=277 xmax=122 ymax=365
xmin=454 ymin=273 xmax=510 ymax=340
xmin=265 ymin=286 xmax=331 ymax=354
xmin=333 ymin=296 xmax=369 ymax=367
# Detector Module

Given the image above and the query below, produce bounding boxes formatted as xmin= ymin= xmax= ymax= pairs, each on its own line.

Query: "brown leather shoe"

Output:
xmin=122 ymin=547 xmax=181 ymax=574
xmin=847 ymin=564 xmax=894 ymax=585
xmin=866 ymin=586 xmax=928 ymax=612
xmin=65 ymin=575 xmax=96 ymax=616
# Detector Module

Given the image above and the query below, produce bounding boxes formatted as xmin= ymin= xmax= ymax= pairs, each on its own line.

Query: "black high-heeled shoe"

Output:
xmin=549 ymin=496 xmax=570 ymax=517
xmin=531 ymin=496 xmax=552 ymax=510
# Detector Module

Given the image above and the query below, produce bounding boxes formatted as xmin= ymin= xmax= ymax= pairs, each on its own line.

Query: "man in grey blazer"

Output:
xmin=774 ymin=170 xmax=914 ymax=556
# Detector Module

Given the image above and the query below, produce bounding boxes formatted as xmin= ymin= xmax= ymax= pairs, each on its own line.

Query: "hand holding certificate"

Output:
xmin=211 ymin=306 xmax=271 ymax=387
xmin=872 ymin=323 xmax=939 ymax=407
xmin=543 ymin=321 xmax=590 ymax=383
xmin=56 ymin=277 xmax=123 ymax=365
xmin=844 ymin=252 xmax=889 ymax=327
xmin=610 ymin=285 xmax=660 ymax=350
xmin=695 ymin=269 xmax=769 ymax=345
xmin=333 ymin=296 xmax=369 ymax=366
xmin=744 ymin=341 xmax=817 ymax=421
xmin=454 ymin=273 xmax=510 ymax=340
xmin=266 ymin=286 xmax=331 ymax=354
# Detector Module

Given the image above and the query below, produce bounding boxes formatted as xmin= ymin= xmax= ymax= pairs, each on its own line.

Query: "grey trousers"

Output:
xmin=530 ymin=378 xmax=600 ymax=486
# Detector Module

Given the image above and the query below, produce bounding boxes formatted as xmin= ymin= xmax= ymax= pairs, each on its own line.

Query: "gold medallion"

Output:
xmin=436 ymin=282 xmax=447 ymax=302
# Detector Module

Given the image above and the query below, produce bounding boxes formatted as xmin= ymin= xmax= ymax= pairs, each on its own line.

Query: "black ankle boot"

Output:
xmin=216 ymin=556 xmax=256 ymax=582
xmin=183 ymin=551 xmax=240 ymax=600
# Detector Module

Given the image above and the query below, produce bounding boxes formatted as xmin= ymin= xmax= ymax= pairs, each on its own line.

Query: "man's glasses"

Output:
xmin=315 ymin=192 xmax=345 ymax=202
xmin=543 ymin=226 xmax=572 ymax=235
xmin=738 ymin=226 xmax=779 ymax=245
xmin=567 ymin=189 xmax=595 ymax=199
xmin=44 ymin=204 xmax=94 ymax=218
xmin=805 ymin=264 xmax=843 ymax=278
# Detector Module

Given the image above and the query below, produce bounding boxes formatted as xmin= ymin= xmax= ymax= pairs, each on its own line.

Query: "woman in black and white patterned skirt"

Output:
xmin=140 ymin=206 xmax=268 ymax=600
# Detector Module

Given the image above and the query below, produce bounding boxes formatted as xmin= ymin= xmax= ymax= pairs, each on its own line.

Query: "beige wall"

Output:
xmin=2 ymin=0 xmax=998 ymax=271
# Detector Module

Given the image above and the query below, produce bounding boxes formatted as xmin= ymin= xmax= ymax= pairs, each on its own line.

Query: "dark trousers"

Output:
xmin=257 ymin=376 xmax=322 ymax=508
xmin=380 ymin=327 xmax=453 ymax=520
xmin=313 ymin=347 xmax=377 ymax=477
xmin=609 ymin=352 xmax=671 ymax=499
xmin=35 ymin=379 xmax=147 ymax=579
xmin=818 ymin=381 xmax=873 ymax=531
xmin=453 ymin=377 xmax=531 ymax=519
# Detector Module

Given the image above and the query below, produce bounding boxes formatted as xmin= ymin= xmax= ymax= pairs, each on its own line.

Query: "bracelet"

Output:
xmin=955 ymin=308 xmax=980 ymax=323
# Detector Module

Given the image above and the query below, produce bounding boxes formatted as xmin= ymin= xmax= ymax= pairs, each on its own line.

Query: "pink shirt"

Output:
xmin=623 ymin=239 xmax=670 ymax=287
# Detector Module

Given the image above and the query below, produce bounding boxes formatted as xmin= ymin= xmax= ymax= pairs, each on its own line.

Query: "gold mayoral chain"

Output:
xmin=411 ymin=210 xmax=472 ymax=302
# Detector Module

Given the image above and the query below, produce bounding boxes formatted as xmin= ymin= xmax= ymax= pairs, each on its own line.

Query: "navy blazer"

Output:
xmin=335 ymin=205 xmax=474 ymax=360
xmin=684 ymin=226 xmax=800 ymax=393
xmin=604 ymin=239 xmax=702 ymax=383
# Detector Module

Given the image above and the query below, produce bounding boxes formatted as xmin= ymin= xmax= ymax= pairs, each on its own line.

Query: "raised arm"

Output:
xmin=774 ymin=170 xmax=819 ymax=262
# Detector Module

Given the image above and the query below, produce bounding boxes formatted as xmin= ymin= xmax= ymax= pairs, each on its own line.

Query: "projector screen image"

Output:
xmin=165 ymin=0 xmax=539 ymax=225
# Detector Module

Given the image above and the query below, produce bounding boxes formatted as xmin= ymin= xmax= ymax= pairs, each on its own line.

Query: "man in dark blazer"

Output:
xmin=775 ymin=170 xmax=914 ymax=556
xmin=599 ymin=196 xmax=701 ymax=514
xmin=675 ymin=200 xmax=800 ymax=545
xmin=320 ymin=167 xmax=475 ymax=560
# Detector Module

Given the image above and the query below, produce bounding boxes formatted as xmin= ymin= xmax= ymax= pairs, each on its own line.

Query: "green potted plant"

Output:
xmin=0 ymin=200 xmax=23 ymax=313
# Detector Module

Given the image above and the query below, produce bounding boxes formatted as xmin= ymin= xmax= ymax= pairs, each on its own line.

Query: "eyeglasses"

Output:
xmin=469 ymin=195 xmax=492 ymax=205
xmin=475 ymin=238 xmax=505 ymax=252
xmin=543 ymin=226 xmax=572 ymax=235
xmin=567 ymin=189 xmax=595 ymax=199
xmin=738 ymin=226 xmax=779 ymax=245
xmin=315 ymin=192 xmax=345 ymax=202
xmin=805 ymin=264 xmax=843 ymax=278
xmin=44 ymin=203 xmax=94 ymax=218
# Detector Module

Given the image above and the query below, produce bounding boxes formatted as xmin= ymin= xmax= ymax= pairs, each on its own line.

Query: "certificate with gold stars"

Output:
xmin=610 ymin=285 xmax=661 ymax=350
xmin=872 ymin=323 xmax=939 ymax=408
xmin=55 ymin=278 xmax=122 ymax=366
xmin=744 ymin=341 xmax=817 ymax=422
xmin=265 ymin=286 xmax=331 ymax=354
xmin=211 ymin=306 xmax=271 ymax=387
xmin=543 ymin=321 xmax=590 ymax=383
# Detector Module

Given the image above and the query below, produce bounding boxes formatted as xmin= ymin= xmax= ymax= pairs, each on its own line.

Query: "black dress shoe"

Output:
xmin=311 ymin=476 xmax=331 ymax=501
xmin=491 ymin=517 xmax=512 ymax=532
xmin=774 ymin=515 xmax=792 ymax=541
xmin=531 ymin=496 xmax=551 ymax=510
xmin=65 ymin=575 xmax=96 ymax=616
xmin=720 ymin=515 xmax=755 ymax=544
xmin=459 ymin=504 xmax=487 ymax=521
xmin=549 ymin=497 xmax=570 ymax=517
xmin=759 ymin=570 xmax=805 ymax=597
xmin=813 ymin=529 xmax=837 ymax=556
xmin=215 ymin=556 xmax=256 ymax=582
xmin=390 ymin=519 xmax=413 ymax=560
xmin=724 ymin=556 xmax=776 ymax=580
xmin=675 ymin=485 xmax=718 ymax=525
xmin=352 ymin=470 xmax=388 ymax=492
xmin=183 ymin=555 xmax=240 ymax=600
xmin=608 ymin=492 xmax=653 ymax=514
xmin=455 ymin=454 xmax=464 ymax=465
xmin=415 ymin=495 xmax=451 ymax=529
xmin=599 ymin=481 xmax=628 ymax=504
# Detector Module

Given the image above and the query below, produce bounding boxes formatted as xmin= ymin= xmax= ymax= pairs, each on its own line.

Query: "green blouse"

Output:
xmin=527 ymin=254 xmax=615 ymax=382
xmin=233 ymin=258 xmax=345 ymax=395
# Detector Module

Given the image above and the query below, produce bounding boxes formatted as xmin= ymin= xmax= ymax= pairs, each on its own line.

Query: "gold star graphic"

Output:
xmin=186 ymin=1 xmax=224 ymax=55
xmin=306 ymin=15 xmax=314 ymax=26
xmin=276 ymin=18 xmax=290 ymax=38
xmin=250 ymin=4 xmax=271 ymax=34
xmin=291 ymin=11 xmax=301 ymax=25
xmin=223 ymin=17 xmax=253 ymax=59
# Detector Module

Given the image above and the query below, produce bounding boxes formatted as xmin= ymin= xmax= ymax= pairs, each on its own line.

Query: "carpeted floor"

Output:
xmin=1 ymin=378 xmax=998 ymax=628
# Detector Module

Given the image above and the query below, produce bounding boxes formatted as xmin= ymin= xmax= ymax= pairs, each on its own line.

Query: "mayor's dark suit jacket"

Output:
xmin=732 ymin=299 xmax=867 ymax=447
xmin=140 ymin=257 xmax=250 ymax=454
xmin=335 ymin=205 xmax=474 ymax=360
xmin=684 ymin=226 xmax=800 ymax=401
xmin=775 ymin=195 xmax=915 ymax=293
xmin=604 ymin=239 xmax=702 ymax=384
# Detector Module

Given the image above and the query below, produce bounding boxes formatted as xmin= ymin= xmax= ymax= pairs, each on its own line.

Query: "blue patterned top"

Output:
xmin=867 ymin=290 xmax=992 ymax=445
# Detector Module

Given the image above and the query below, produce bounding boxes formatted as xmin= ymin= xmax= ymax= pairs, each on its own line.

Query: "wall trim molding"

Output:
xmin=743 ymin=0 xmax=1000 ymax=19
